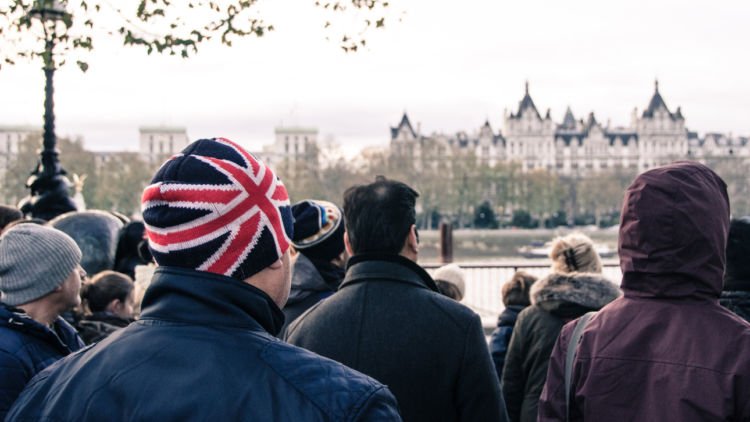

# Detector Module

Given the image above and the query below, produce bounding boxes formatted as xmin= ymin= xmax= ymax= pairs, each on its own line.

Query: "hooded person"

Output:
xmin=6 ymin=138 xmax=401 ymax=422
xmin=0 ymin=224 xmax=85 ymax=419
xmin=720 ymin=216 xmax=750 ymax=322
xmin=502 ymin=232 xmax=620 ymax=422
xmin=538 ymin=161 xmax=750 ymax=421
xmin=279 ymin=199 xmax=347 ymax=337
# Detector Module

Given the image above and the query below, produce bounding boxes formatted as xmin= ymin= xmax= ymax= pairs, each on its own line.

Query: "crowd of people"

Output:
xmin=0 ymin=137 xmax=749 ymax=421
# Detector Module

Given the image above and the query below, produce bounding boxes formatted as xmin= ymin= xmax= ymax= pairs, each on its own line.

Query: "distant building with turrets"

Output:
xmin=390 ymin=81 xmax=748 ymax=175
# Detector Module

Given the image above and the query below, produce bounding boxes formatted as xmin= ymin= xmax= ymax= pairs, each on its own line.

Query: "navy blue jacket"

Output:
xmin=488 ymin=305 xmax=525 ymax=381
xmin=0 ymin=303 xmax=84 ymax=420
xmin=7 ymin=266 xmax=401 ymax=421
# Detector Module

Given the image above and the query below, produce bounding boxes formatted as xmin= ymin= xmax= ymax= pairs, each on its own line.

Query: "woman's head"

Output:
xmin=81 ymin=270 xmax=135 ymax=319
xmin=550 ymin=233 xmax=602 ymax=274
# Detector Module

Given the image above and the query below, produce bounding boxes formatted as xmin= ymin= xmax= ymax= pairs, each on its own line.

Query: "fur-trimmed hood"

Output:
xmin=531 ymin=272 xmax=621 ymax=312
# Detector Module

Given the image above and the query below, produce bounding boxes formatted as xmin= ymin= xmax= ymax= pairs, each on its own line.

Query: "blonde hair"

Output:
xmin=550 ymin=233 xmax=602 ymax=274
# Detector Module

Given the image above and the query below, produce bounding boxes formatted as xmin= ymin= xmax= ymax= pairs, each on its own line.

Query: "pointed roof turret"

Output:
xmin=642 ymin=79 xmax=672 ymax=118
xmin=513 ymin=81 xmax=541 ymax=119
xmin=480 ymin=119 xmax=494 ymax=137
xmin=390 ymin=112 xmax=417 ymax=139
xmin=561 ymin=106 xmax=576 ymax=129
xmin=586 ymin=111 xmax=598 ymax=128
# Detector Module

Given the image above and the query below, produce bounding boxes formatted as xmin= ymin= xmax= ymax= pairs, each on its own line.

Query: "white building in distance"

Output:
xmin=138 ymin=126 xmax=190 ymax=165
xmin=390 ymin=81 xmax=749 ymax=175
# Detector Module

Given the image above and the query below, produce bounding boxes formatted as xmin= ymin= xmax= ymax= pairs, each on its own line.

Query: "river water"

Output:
xmin=417 ymin=227 xmax=620 ymax=264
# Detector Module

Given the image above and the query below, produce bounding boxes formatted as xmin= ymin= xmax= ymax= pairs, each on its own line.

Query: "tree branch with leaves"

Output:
xmin=0 ymin=0 xmax=393 ymax=72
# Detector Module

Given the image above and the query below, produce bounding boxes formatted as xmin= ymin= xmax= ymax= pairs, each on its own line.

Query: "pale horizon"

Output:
xmin=1 ymin=0 xmax=749 ymax=156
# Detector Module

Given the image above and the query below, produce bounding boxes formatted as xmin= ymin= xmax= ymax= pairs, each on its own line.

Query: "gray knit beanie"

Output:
xmin=0 ymin=224 xmax=82 ymax=306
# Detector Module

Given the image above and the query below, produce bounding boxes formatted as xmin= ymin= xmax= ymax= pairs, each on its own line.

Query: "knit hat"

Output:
xmin=725 ymin=216 xmax=750 ymax=291
xmin=0 ymin=224 xmax=82 ymax=306
xmin=433 ymin=263 xmax=466 ymax=300
xmin=291 ymin=200 xmax=345 ymax=262
xmin=550 ymin=232 xmax=602 ymax=274
xmin=141 ymin=138 xmax=294 ymax=281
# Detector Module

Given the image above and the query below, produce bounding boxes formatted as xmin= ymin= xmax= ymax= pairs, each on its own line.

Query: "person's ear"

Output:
xmin=268 ymin=257 xmax=283 ymax=270
xmin=407 ymin=225 xmax=419 ymax=254
xmin=344 ymin=231 xmax=354 ymax=256
xmin=107 ymin=298 xmax=122 ymax=313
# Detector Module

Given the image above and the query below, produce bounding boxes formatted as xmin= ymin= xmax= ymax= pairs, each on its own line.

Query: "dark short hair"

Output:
xmin=81 ymin=271 xmax=134 ymax=313
xmin=343 ymin=177 xmax=419 ymax=255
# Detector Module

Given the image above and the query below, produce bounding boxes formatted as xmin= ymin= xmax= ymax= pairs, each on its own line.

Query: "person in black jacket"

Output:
xmin=76 ymin=270 xmax=136 ymax=344
xmin=279 ymin=199 xmax=347 ymax=338
xmin=286 ymin=176 xmax=508 ymax=422
xmin=7 ymin=138 xmax=401 ymax=422
xmin=488 ymin=271 xmax=537 ymax=381
xmin=0 ymin=224 xmax=85 ymax=419
xmin=720 ymin=216 xmax=750 ymax=322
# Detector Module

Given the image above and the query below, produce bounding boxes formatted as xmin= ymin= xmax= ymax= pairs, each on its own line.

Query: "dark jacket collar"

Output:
xmin=140 ymin=266 xmax=285 ymax=336
xmin=0 ymin=303 xmax=80 ymax=354
xmin=342 ymin=253 xmax=439 ymax=292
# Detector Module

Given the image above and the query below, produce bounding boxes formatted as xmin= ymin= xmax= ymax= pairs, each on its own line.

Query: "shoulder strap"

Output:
xmin=564 ymin=311 xmax=595 ymax=422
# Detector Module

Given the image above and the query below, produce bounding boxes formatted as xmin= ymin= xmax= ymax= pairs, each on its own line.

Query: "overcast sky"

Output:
xmin=1 ymin=0 xmax=748 ymax=156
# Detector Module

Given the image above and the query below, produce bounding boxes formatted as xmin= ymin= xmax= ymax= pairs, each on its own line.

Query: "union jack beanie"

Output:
xmin=141 ymin=138 xmax=294 ymax=281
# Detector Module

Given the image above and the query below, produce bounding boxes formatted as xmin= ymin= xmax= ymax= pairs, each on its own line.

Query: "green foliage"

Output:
xmin=473 ymin=200 xmax=498 ymax=229
xmin=511 ymin=209 xmax=536 ymax=228
xmin=0 ymin=0 xmax=393 ymax=71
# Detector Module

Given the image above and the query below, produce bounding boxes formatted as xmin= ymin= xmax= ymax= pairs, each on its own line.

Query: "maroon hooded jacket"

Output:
xmin=538 ymin=162 xmax=750 ymax=421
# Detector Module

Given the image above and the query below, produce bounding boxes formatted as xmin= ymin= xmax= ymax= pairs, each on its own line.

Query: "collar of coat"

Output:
xmin=140 ymin=266 xmax=285 ymax=336
xmin=530 ymin=272 xmax=621 ymax=311
xmin=0 ymin=303 xmax=79 ymax=354
xmin=342 ymin=253 xmax=439 ymax=293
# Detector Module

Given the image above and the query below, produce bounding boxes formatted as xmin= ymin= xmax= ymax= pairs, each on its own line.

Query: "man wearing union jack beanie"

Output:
xmin=7 ymin=138 xmax=401 ymax=422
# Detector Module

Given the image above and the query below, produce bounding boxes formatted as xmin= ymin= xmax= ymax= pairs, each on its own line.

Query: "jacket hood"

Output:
xmin=530 ymin=272 xmax=621 ymax=312
xmin=619 ymin=161 xmax=730 ymax=299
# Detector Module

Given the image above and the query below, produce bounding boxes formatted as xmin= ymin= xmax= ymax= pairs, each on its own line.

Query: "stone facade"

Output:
xmin=138 ymin=126 xmax=190 ymax=165
xmin=390 ymin=81 xmax=748 ymax=174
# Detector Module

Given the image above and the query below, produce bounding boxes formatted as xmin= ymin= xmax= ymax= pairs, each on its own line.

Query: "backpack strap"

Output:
xmin=565 ymin=311 xmax=595 ymax=422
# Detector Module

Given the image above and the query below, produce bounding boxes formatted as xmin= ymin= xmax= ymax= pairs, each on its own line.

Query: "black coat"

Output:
xmin=75 ymin=312 xmax=133 ymax=345
xmin=286 ymin=254 xmax=508 ymax=422
xmin=7 ymin=267 xmax=401 ymax=421
xmin=502 ymin=272 xmax=620 ymax=422
xmin=279 ymin=253 xmax=343 ymax=338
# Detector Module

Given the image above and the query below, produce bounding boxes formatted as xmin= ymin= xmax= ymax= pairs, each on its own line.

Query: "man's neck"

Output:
xmin=16 ymin=300 xmax=61 ymax=327
xmin=399 ymin=249 xmax=418 ymax=263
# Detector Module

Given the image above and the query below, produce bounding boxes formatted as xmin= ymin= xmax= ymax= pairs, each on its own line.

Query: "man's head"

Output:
xmin=619 ymin=161 xmax=730 ymax=299
xmin=342 ymin=177 xmax=419 ymax=257
xmin=141 ymin=138 xmax=294 ymax=307
xmin=0 ymin=224 xmax=83 ymax=310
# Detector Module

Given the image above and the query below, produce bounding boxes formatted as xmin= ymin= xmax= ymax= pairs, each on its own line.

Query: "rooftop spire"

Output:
xmin=525 ymin=80 xmax=529 ymax=95
xmin=655 ymin=79 xmax=659 ymax=93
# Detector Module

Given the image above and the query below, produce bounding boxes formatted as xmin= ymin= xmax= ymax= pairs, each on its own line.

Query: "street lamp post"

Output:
xmin=18 ymin=0 xmax=77 ymax=221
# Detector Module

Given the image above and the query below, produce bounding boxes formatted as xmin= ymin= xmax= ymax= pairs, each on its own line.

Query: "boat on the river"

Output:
xmin=517 ymin=241 xmax=616 ymax=259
